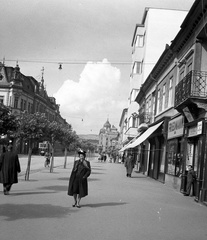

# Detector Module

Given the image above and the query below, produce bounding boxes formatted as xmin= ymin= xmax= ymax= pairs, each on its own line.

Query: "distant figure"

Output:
xmin=0 ymin=145 xmax=21 ymax=195
xmin=124 ymin=154 xmax=135 ymax=177
xmin=44 ymin=151 xmax=51 ymax=167
xmin=184 ymin=165 xmax=196 ymax=196
xmin=68 ymin=150 xmax=91 ymax=208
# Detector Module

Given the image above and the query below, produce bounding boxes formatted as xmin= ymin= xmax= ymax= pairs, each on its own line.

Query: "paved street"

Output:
xmin=0 ymin=156 xmax=207 ymax=240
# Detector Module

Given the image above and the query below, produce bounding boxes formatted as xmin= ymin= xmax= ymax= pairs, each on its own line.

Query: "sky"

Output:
xmin=0 ymin=0 xmax=195 ymax=135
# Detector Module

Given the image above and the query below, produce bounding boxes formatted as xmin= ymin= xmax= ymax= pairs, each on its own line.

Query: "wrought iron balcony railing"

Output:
xmin=175 ymin=70 xmax=207 ymax=107
xmin=139 ymin=111 xmax=153 ymax=124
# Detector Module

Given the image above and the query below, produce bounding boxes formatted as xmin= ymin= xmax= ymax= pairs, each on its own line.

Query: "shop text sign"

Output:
xmin=168 ymin=116 xmax=184 ymax=139
xmin=188 ymin=121 xmax=203 ymax=137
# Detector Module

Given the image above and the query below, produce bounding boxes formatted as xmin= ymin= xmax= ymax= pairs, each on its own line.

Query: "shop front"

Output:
xmin=165 ymin=115 xmax=184 ymax=191
xmin=184 ymin=120 xmax=205 ymax=201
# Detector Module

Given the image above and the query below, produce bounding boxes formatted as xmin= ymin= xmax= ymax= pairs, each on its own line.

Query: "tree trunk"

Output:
xmin=50 ymin=144 xmax=55 ymax=173
xmin=25 ymin=140 xmax=32 ymax=181
xmin=64 ymin=147 xmax=67 ymax=169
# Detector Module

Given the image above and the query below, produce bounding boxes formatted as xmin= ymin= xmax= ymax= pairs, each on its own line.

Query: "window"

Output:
xmin=21 ymin=99 xmax=24 ymax=111
xmin=133 ymin=61 xmax=143 ymax=75
xmin=186 ymin=59 xmax=193 ymax=74
xmin=162 ymin=84 xmax=166 ymax=111
xmin=135 ymin=35 xmax=144 ymax=47
xmin=157 ymin=89 xmax=161 ymax=114
xmin=168 ymin=77 xmax=173 ymax=107
xmin=179 ymin=66 xmax=185 ymax=82
xmin=0 ymin=96 xmax=4 ymax=104
xmin=14 ymin=97 xmax=18 ymax=109
xmin=130 ymin=89 xmax=138 ymax=102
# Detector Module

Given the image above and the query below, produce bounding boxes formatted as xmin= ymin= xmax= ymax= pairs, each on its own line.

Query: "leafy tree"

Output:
xmin=0 ymin=103 xmax=19 ymax=137
xmin=44 ymin=121 xmax=64 ymax=173
xmin=59 ymin=125 xmax=79 ymax=168
xmin=15 ymin=112 xmax=49 ymax=180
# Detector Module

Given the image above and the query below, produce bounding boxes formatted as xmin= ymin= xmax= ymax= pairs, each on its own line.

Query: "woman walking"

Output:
xmin=124 ymin=153 xmax=135 ymax=177
xmin=68 ymin=150 xmax=91 ymax=208
xmin=0 ymin=144 xmax=21 ymax=195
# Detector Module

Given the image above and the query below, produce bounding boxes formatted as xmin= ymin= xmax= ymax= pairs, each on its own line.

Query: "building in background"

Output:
xmin=98 ymin=119 xmax=119 ymax=157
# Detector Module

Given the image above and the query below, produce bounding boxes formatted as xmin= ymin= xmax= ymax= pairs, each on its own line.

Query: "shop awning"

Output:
xmin=119 ymin=134 xmax=140 ymax=152
xmin=124 ymin=121 xmax=163 ymax=150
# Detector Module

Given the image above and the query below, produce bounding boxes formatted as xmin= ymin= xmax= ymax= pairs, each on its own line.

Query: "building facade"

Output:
xmin=98 ymin=119 xmax=119 ymax=155
xmin=121 ymin=0 xmax=207 ymax=205
xmin=0 ymin=62 xmax=67 ymax=153
xmin=123 ymin=8 xmax=188 ymax=147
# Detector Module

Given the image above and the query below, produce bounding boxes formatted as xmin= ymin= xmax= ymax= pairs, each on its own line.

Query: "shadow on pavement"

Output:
xmin=83 ymin=202 xmax=127 ymax=208
xmin=91 ymin=171 xmax=105 ymax=175
xmin=0 ymin=203 xmax=71 ymax=221
xmin=39 ymin=185 xmax=67 ymax=192
xmin=10 ymin=191 xmax=56 ymax=196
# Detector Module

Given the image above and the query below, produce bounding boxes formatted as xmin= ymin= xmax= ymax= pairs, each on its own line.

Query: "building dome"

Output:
xmin=104 ymin=119 xmax=111 ymax=129
xmin=100 ymin=128 xmax=106 ymax=134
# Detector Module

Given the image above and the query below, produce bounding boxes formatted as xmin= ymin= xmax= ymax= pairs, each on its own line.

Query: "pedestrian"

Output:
xmin=0 ymin=144 xmax=21 ymax=195
xmin=124 ymin=153 xmax=135 ymax=177
xmin=184 ymin=165 xmax=196 ymax=196
xmin=68 ymin=150 xmax=91 ymax=208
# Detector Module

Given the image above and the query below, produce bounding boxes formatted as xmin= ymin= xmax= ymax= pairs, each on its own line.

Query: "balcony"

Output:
xmin=175 ymin=70 xmax=207 ymax=108
xmin=139 ymin=111 xmax=153 ymax=124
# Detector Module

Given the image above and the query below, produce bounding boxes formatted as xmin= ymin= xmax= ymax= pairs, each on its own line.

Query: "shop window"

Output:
xmin=166 ymin=139 xmax=182 ymax=176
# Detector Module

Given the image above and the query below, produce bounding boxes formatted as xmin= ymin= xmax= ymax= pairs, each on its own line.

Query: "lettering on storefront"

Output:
xmin=188 ymin=121 xmax=203 ymax=137
xmin=168 ymin=115 xmax=184 ymax=139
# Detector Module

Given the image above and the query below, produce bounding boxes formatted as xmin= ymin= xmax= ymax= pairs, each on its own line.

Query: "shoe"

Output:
xmin=76 ymin=205 xmax=81 ymax=208
xmin=183 ymin=194 xmax=189 ymax=196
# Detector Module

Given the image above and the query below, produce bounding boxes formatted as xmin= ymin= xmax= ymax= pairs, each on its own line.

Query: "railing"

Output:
xmin=175 ymin=70 xmax=207 ymax=107
xmin=139 ymin=111 xmax=153 ymax=124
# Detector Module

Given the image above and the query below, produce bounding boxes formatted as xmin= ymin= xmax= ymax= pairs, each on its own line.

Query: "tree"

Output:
xmin=0 ymin=103 xmax=19 ymax=137
xmin=15 ymin=112 xmax=49 ymax=180
xmin=44 ymin=121 xmax=64 ymax=173
xmin=59 ymin=125 xmax=79 ymax=168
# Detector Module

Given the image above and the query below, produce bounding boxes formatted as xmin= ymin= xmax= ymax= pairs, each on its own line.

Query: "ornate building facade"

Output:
xmin=0 ymin=62 xmax=67 ymax=153
xmin=98 ymin=119 xmax=119 ymax=154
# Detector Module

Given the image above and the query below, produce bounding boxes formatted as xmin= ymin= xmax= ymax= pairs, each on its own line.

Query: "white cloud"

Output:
xmin=54 ymin=59 xmax=126 ymax=134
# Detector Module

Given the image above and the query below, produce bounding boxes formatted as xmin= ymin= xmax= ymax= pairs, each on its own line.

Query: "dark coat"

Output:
xmin=0 ymin=151 xmax=21 ymax=184
xmin=68 ymin=159 xmax=91 ymax=198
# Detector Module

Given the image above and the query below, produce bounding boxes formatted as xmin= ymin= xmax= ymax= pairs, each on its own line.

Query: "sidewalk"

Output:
xmin=0 ymin=158 xmax=207 ymax=240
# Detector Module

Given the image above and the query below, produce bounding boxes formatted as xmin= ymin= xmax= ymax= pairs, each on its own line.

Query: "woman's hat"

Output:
xmin=78 ymin=150 xmax=86 ymax=156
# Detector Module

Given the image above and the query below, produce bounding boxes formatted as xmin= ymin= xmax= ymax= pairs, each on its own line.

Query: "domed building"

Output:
xmin=98 ymin=119 xmax=119 ymax=154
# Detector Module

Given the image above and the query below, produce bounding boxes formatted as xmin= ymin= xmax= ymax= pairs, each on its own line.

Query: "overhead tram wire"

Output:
xmin=3 ymin=58 xmax=156 ymax=66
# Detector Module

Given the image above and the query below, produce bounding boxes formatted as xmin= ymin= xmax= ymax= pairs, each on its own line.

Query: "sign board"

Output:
xmin=167 ymin=115 xmax=184 ymax=139
xmin=188 ymin=121 xmax=203 ymax=137
xmin=183 ymin=107 xmax=194 ymax=122
xmin=39 ymin=142 xmax=48 ymax=149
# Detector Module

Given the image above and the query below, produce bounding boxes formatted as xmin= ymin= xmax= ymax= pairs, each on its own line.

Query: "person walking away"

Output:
xmin=124 ymin=154 xmax=135 ymax=177
xmin=184 ymin=165 xmax=196 ymax=196
xmin=44 ymin=151 xmax=51 ymax=167
xmin=68 ymin=150 xmax=91 ymax=208
xmin=0 ymin=144 xmax=21 ymax=195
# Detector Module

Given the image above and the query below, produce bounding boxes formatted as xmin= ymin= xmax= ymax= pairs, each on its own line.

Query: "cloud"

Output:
xmin=54 ymin=59 xmax=126 ymax=134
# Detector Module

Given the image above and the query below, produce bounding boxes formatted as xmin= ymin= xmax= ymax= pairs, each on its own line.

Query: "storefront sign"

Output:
xmin=167 ymin=115 xmax=184 ymax=139
xmin=188 ymin=121 xmax=203 ymax=137
xmin=183 ymin=107 xmax=194 ymax=122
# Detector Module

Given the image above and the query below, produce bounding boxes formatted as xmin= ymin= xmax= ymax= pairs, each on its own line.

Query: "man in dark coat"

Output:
xmin=0 ymin=145 xmax=21 ymax=195
xmin=68 ymin=150 xmax=91 ymax=208
xmin=184 ymin=165 xmax=196 ymax=196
